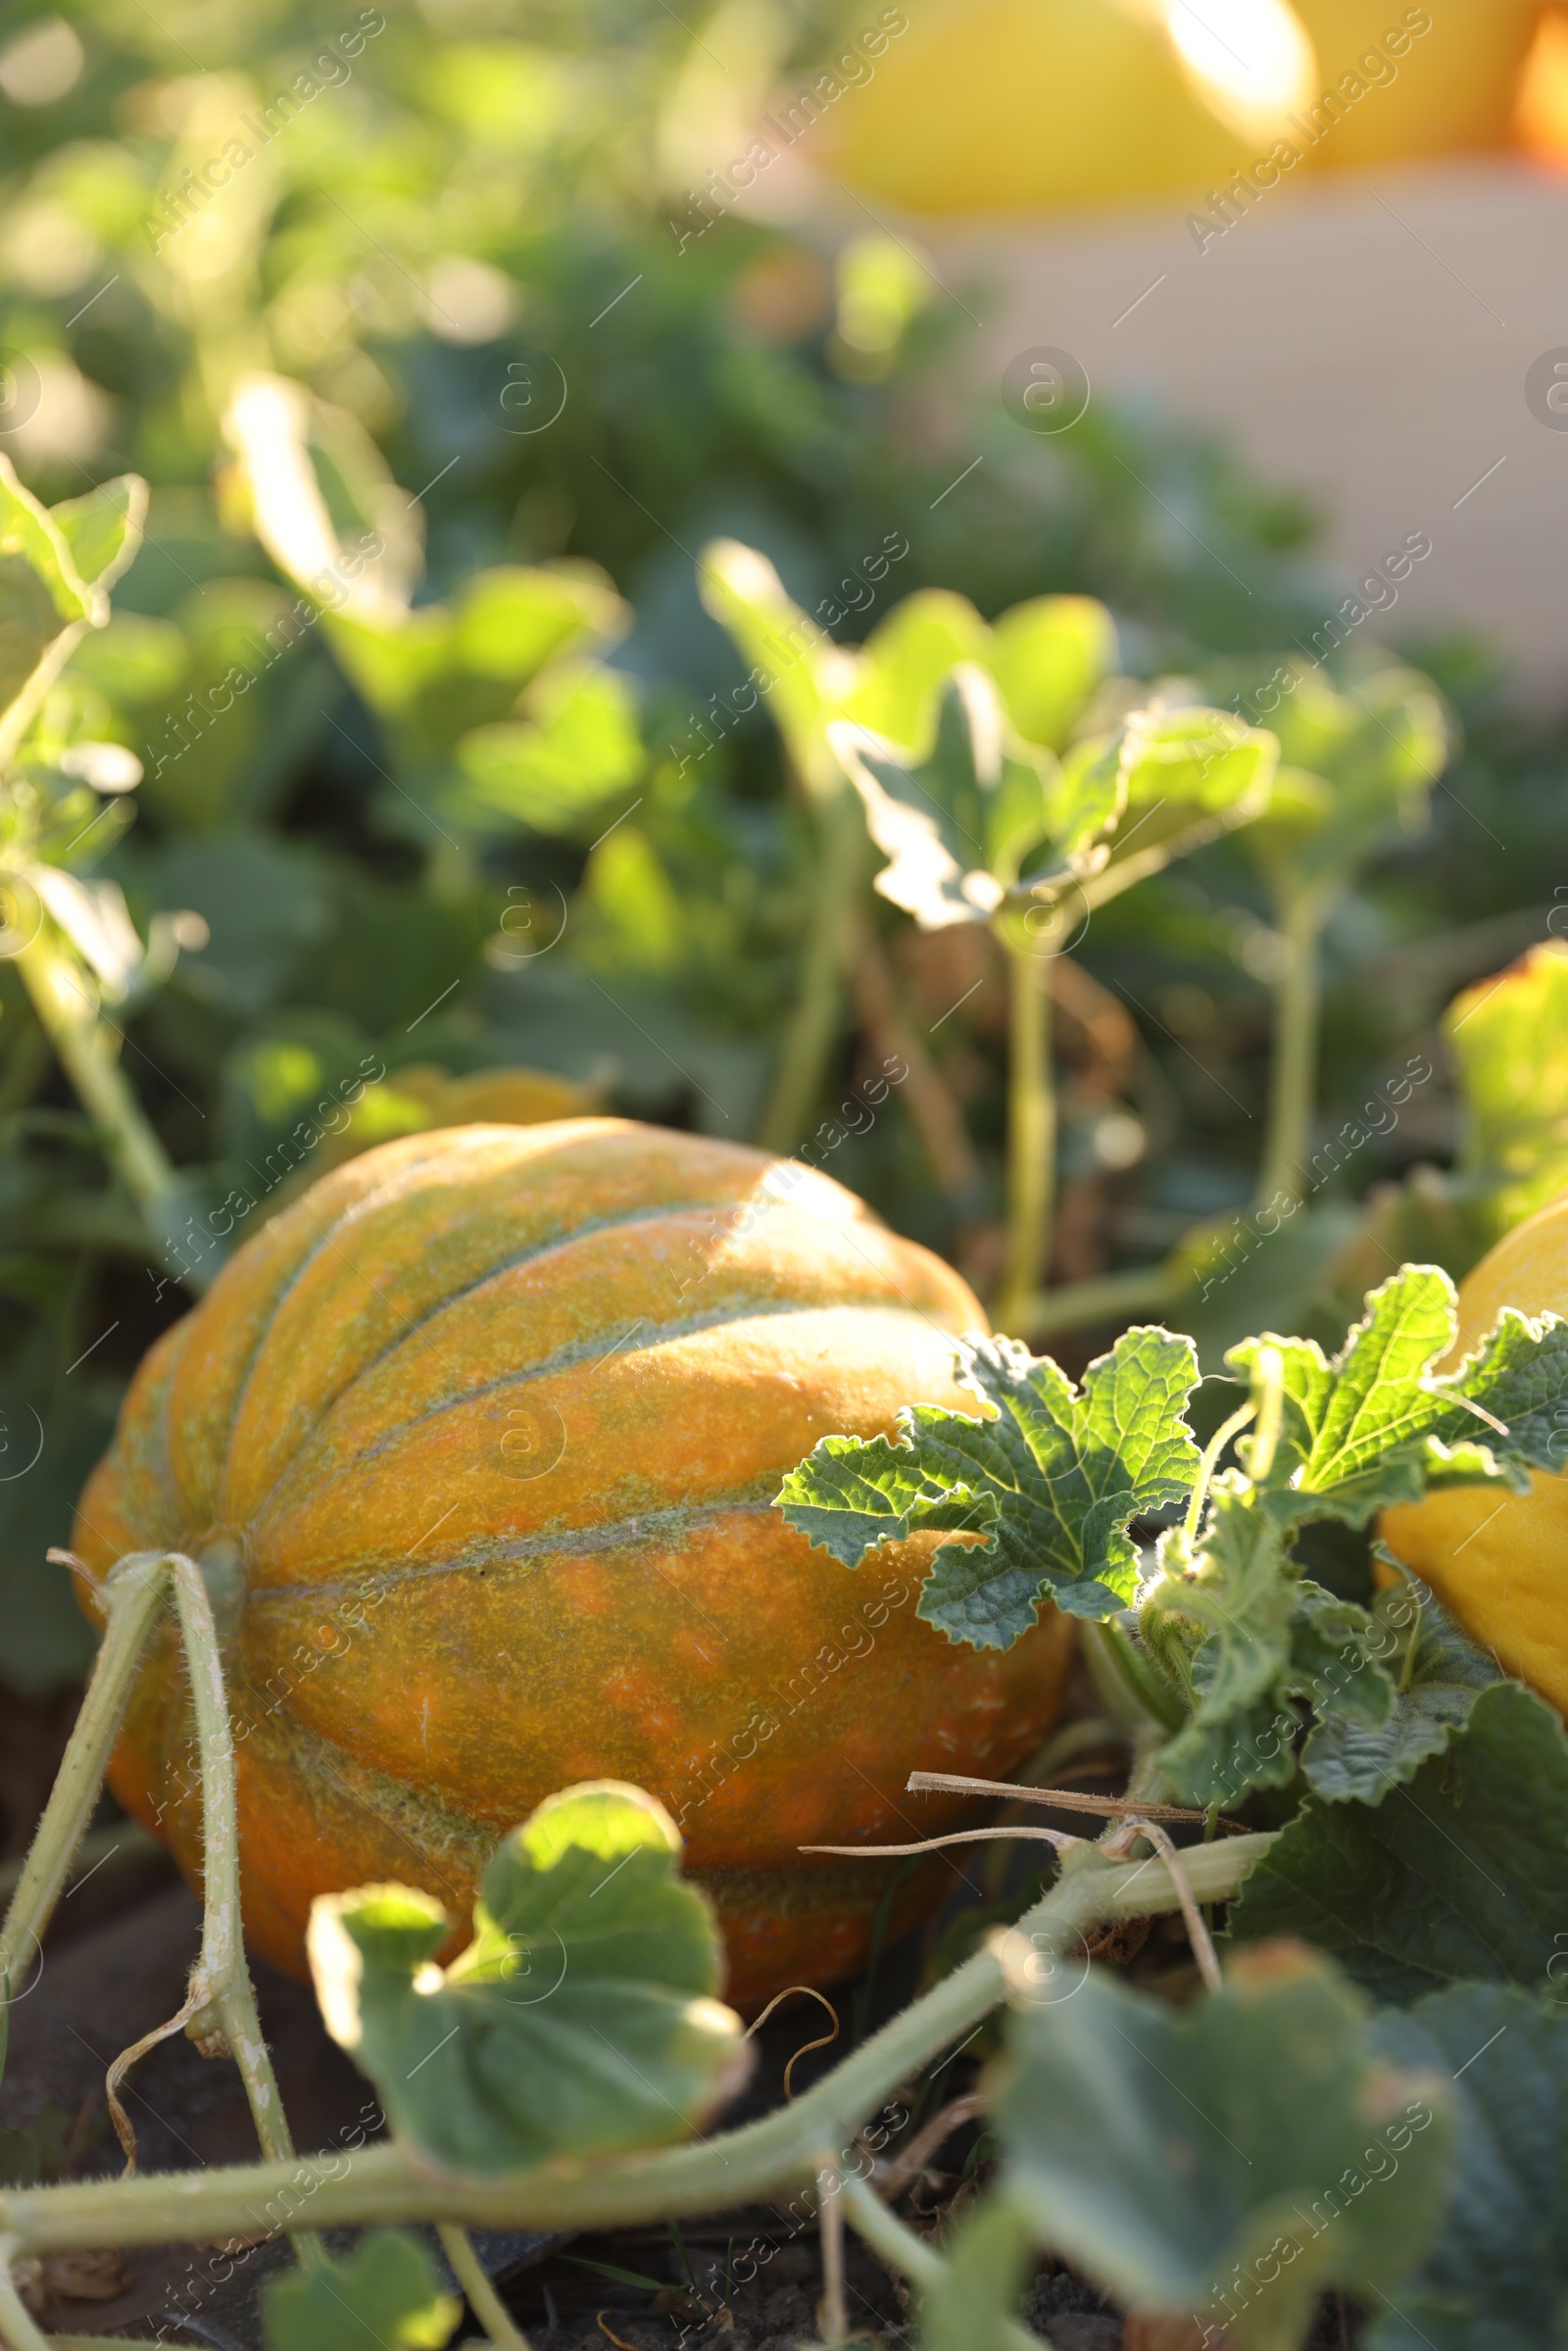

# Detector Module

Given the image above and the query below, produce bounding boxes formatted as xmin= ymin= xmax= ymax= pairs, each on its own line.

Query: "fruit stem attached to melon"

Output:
xmin=0 ymin=1833 xmax=1275 ymax=2258
xmin=995 ymin=942 xmax=1055 ymax=1332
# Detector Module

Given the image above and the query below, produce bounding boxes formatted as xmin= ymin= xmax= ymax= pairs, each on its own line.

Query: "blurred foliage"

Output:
xmin=0 ymin=0 xmax=1563 ymax=1690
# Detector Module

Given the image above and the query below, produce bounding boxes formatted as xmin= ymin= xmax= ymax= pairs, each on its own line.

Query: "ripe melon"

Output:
xmin=1382 ymin=1191 xmax=1568 ymax=1721
xmin=74 ymin=1120 xmax=1074 ymax=2006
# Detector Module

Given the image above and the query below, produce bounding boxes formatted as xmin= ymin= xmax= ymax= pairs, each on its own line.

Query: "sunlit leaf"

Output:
xmin=1227 ymin=1264 xmax=1568 ymax=1527
xmin=828 ymin=666 xmax=1103 ymax=930
xmin=777 ymin=1324 xmax=1201 ymax=1638
xmin=987 ymin=592 xmax=1117 ymax=752
xmin=308 ymin=1781 xmax=747 ymax=2179
xmin=1070 ymin=701 xmax=1278 ymax=909
xmin=263 ymin=2230 xmax=461 ymax=2351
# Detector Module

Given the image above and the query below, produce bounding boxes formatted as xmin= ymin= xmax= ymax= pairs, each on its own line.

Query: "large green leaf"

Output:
xmin=308 ymin=1782 xmax=746 ymax=2179
xmin=776 ymin=1324 xmax=1201 ymax=1638
xmin=1227 ymin=1264 xmax=1568 ymax=1528
xmin=1229 ymin=1682 xmax=1568 ymax=2004
xmin=263 ymin=2230 xmax=460 ymax=2351
xmin=993 ymin=1941 xmax=1451 ymax=2351
xmin=1368 ymin=1985 xmax=1568 ymax=2350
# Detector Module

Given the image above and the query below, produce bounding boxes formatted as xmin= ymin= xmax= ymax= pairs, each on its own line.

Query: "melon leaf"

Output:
xmin=1228 ymin=1682 xmax=1568 ymax=2006
xmin=1227 ymin=1263 xmax=1568 ymax=1528
xmin=776 ymin=1324 xmax=1201 ymax=1641
xmin=263 ymin=2230 xmax=461 ymax=2351
xmin=1367 ymin=1985 xmax=1568 ymax=2350
xmin=990 ymin=1939 xmax=1452 ymax=2351
xmin=306 ymin=1781 xmax=747 ymax=2180
xmin=1152 ymin=1501 xmax=1395 ymax=1809
xmin=1300 ymin=1575 xmax=1503 ymax=1806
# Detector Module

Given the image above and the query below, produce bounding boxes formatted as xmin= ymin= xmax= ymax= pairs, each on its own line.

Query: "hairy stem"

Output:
xmin=996 ymin=942 xmax=1054 ymax=1333
xmin=163 ymin=1556 xmax=318 ymax=2269
xmin=759 ymin=790 xmax=867 ymax=1153
xmin=0 ymin=2234 xmax=49 ymax=2351
xmin=1258 ymin=887 xmax=1327 ymax=1207
xmin=436 ymin=2226 xmax=533 ymax=2350
xmin=0 ymin=1837 xmax=1272 ymax=2258
xmin=12 ymin=925 xmax=211 ymax=1292
xmin=0 ymin=1557 xmax=169 ymax=2020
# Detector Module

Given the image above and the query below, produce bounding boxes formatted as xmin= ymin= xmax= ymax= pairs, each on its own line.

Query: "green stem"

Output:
xmin=0 ymin=1837 xmax=1273 ymax=2258
xmin=1258 ymin=888 xmax=1327 ymax=1207
xmin=0 ymin=2234 xmax=50 ymax=2351
xmin=0 ymin=1557 xmax=170 ymax=2020
xmin=12 ymin=922 xmax=213 ymax=1292
xmin=436 ymin=2226 xmax=533 ymax=2351
xmin=164 ymin=1559 xmax=303 ymax=2185
xmin=995 ymin=942 xmax=1054 ymax=1334
xmin=1020 ymin=1262 xmax=1178 ymax=1342
xmin=1184 ymin=1401 xmax=1257 ymax=1542
xmin=838 ymin=2178 xmax=1050 ymax=2351
xmin=759 ymin=789 xmax=866 ymax=1153
xmin=1081 ymin=1620 xmax=1188 ymax=1736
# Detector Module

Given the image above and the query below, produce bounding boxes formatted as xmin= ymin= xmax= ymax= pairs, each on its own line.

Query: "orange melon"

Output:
xmin=74 ymin=1119 xmax=1074 ymax=2006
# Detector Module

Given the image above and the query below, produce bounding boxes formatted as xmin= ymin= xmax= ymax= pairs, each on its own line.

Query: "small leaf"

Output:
xmin=1232 ymin=659 xmax=1450 ymax=900
xmin=851 ymin=585 xmax=992 ymax=751
xmin=777 ymin=1325 xmax=1201 ymax=1642
xmin=1300 ymin=1576 xmax=1502 ymax=1804
xmin=454 ymin=662 xmax=642 ymax=834
xmin=263 ymin=2230 xmax=461 ymax=2351
xmin=698 ymin=537 xmax=852 ymax=793
xmin=1151 ymin=1499 xmax=1395 ymax=1809
xmin=1367 ymin=1984 xmax=1568 ymax=2351
xmin=993 ymin=1939 xmax=1451 ymax=2351
xmin=917 ymin=2194 xmax=1039 ymax=2351
xmin=828 ymin=667 xmax=1072 ymax=929
xmin=1229 ymin=1682 xmax=1568 ymax=2005
xmin=49 ymin=473 xmax=146 ymax=598
xmin=308 ymin=1781 xmax=747 ymax=2179
xmin=1069 ymin=702 xmax=1278 ymax=909
xmin=986 ymin=591 xmax=1117 ymax=752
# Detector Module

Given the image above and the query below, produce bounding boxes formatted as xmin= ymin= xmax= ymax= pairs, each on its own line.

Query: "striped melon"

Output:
xmin=74 ymin=1120 xmax=1073 ymax=2006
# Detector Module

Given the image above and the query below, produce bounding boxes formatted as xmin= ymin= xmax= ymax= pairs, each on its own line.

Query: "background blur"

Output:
xmin=0 ymin=0 xmax=1565 ymax=1714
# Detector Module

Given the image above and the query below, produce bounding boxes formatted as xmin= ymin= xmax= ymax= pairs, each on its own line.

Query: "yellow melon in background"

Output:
xmin=1292 ymin=0 xmax=1542 ymax=169
xmin=812 ymin=0 xmax=1545 ymax=217
xmin=1381 ymin=1191 xmax=1568 ymax=1724
xmin=811 ymin=0 xmax=1313 ymax=215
